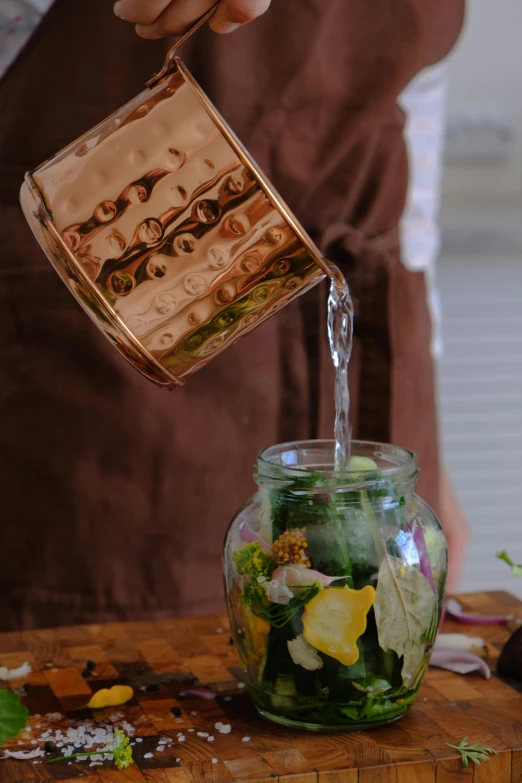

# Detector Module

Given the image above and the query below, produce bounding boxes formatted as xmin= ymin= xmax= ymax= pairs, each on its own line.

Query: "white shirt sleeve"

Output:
xmin=399 ymin=64 xmax=448 ymax=359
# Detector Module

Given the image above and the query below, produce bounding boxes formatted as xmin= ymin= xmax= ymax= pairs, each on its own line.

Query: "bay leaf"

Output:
xmin=374 ymin=549 xmax=437 ymax=685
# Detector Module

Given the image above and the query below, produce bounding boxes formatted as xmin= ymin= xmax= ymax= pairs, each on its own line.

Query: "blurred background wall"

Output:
xmin=438 ymin=0 xmax=522 ymax=597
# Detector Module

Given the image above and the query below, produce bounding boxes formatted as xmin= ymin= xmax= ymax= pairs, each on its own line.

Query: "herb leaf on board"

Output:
xmin=446 ymin=736 xmax=497 ymax=767
xmin=496 ymin=550 xmax=522 ymax=577
xmin=0 ymin=690 xmax=29 ymax=745
xmin=373 ymin=546 xmax=437 ymax=684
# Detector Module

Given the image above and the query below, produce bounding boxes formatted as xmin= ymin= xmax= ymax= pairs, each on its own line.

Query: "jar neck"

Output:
xmin=255 ymin=440 xmax=419 ymax=501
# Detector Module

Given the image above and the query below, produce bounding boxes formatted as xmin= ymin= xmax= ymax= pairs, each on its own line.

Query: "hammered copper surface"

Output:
xmin=20 ymin=62 xmax=325 ymax=385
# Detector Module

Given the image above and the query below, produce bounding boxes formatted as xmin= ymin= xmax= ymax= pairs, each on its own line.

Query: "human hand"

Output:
xmin=113 ymin=0 xmax=271 ymax=38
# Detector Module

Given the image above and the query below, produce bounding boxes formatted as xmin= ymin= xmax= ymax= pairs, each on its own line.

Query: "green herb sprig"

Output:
xmin=244 ymin=582 xmax=321 ymax=628
xmin=47 ymin=728 xmax=133 ymax=769
xmin=496 ymin=550 xmax=522 ymax=577
xmin=0 ymin=690 xmax=28 ymax=745
xmin=112 ymin=729 xmax=133 ymax=769
xmin=233 ymin=542 xmax=275 ymax=579
xmin=446 ymin=736 xmax=497 ymax=767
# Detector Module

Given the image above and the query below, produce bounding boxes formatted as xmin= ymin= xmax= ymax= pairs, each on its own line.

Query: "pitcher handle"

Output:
xmin=147 ymin=2 xmax=220 ymax=87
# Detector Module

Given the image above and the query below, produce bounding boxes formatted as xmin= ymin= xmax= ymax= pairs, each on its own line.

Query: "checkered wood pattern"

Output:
xmin=0 ymin=592 xmax=521 ymax=783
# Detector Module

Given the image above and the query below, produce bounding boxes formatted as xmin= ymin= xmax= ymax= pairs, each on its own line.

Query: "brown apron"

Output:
xmin=0 ymin=0 xmax=464 ymax=630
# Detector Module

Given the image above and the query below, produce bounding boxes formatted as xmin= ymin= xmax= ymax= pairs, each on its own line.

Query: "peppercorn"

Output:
xmin=272 ymin=528 xmax=311 ymax=567
xmin=145 ymin=683 xmax=159 ymax=693
xmin=86 ymin=659 xmax=96 ymax=671
xmin=170 ymin=705 xmax=182 ymax=717
xmin=44 ymin=741 xmax=57 ymax=753
xmin=81 ymin=668 xmax=92 ymax=678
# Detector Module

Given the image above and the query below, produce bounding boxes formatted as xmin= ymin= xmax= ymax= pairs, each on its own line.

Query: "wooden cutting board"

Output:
xmin=0 ymin=591 xmax=521 ymax=783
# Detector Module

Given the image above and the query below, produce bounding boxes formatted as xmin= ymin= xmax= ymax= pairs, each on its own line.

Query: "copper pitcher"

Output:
xmin=20 ymin=5 xmax=328 ymax=388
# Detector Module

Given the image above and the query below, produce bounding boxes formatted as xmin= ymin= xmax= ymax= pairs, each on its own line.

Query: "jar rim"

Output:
xmin=256 ymin=439 xmax=418 ymax=489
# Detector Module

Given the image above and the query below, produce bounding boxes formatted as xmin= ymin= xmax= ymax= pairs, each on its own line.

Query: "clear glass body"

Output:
xmin=223 ymin=440 xmax=447 ymax=732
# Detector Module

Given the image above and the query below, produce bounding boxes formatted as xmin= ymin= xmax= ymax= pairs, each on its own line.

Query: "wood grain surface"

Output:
xmin=0 ymin=592 xmax=521 ymax=783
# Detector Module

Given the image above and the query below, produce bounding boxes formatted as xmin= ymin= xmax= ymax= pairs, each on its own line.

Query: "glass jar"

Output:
xmin=224 ymin=440 xmax=447 ymax=732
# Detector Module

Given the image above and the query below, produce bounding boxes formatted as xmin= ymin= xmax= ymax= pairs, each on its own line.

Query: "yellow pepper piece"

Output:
xmin=302 ymin=585 xmax=376 ymax=666
xmin=240 ymin=602 xmax=270 ymax=665
xmin=88 ymin=684 xmax=134 ymax=710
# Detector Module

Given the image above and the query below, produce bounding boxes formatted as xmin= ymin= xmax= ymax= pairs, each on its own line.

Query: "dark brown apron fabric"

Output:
xmin=0 ymin=0 xmax=464 ymax=630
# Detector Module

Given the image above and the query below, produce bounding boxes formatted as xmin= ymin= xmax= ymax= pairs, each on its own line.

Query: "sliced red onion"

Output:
xmin=434 ymin=632 xmax=486 ymax=656
xmin=178 ymin=688 xmax=216 ymax=700
xmin=406 ymin=520 xmax=436 ymax=594
xmin=429 ymin=650 xmax=491 ymax=679
xmin=272 ymin=564 xmax=345 ymax=588
xmin=445 ymin=598 xmax=512 ymax=625
xmin=238 ymin=523 xmax=272 ymax=553
xmin=3 ymin=748 xmax=44 ymax=759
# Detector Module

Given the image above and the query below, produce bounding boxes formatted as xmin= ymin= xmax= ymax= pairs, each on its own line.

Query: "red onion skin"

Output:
xmin=238 ymin=523 xmax=272 ymax=553
xmin=178 ymin=688 xmax=216 ymax=700
xmin=406 ymin=520 xmax=436 ymax=594
xmin=429 ymin=650 xmax=491 ymax=679
xmin=445 ymin=598 xmax=511 ymax=626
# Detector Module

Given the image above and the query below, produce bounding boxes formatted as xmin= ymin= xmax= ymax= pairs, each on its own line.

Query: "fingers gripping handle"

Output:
xmin=147 ymin=2 xmax=220 ymax=87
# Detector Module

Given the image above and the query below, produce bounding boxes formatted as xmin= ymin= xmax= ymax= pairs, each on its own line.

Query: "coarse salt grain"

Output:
xmin=242 ymin=737 xmax=251 ymax=743
xmin=238 ymin=683 xmax=246 ymax=689
xmin=144 ymin=752 xmax=153 ymax=759
xmin=212 ymin=758 xmax=218 ymax=764
xmin=136 ymin=738 xmax=143 ymax=742
xmin=207 ymin=736 xmax=214 ymax=742
xmin=216 ymin=723 xmax=231 ymax=734
xmin=190 ymin=711 xmax=198 ymax=716
xmin=178 ymin=735 xmax=185 ymax=742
